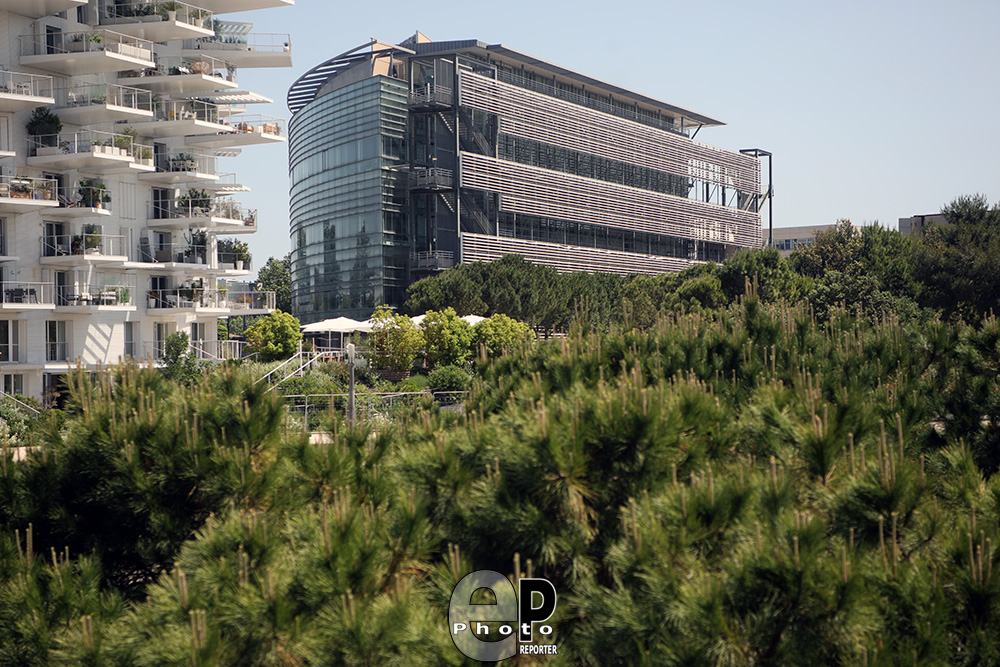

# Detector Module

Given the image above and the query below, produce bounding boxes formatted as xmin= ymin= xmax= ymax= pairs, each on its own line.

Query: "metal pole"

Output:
xmin=347 ymin=343 xmax=356 ymax=426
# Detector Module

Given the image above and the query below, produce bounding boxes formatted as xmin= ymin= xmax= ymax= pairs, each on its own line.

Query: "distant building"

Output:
xmin=898 ymin=214 xmax=946 ymax=237
xmin=768 ymin=225 xmax=834 ymax=256
xmin=287 ymin=32 xmax=770 ymax=322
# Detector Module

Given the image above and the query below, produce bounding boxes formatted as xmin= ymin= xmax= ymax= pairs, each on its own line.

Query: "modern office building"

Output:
xmin=768 ymin=224 xmax=834 ymax=256
xmin=0 ymin=0 xmax=291 ymax=402
xmin=288 ymin=32 xmax=769 ymax=322
xmin=898 ymin=214 xmax=946 ymax=237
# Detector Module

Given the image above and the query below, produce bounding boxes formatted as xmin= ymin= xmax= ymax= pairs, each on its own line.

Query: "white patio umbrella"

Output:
xmin=301 ymin=317 xmax=370 ymax=348
xmin=461 ymin=315 xmax=487 ymax=326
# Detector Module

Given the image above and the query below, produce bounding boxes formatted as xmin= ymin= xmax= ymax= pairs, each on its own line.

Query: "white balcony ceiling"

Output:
xmin=21 ymin=51 xmax=154 ymax=76
xmin=182 ymin=45 xmax=291 ymax=69
xmin=54 ymin=102 xmax=153 ymax=125
xmin=100 ymin=19 xmax=213 ymax=43
xmin=0 ymin=0 xmax=86 ymax=18
xmin=131 ymin=118 xmax=232 ymax=139
xmin=119 ymin=73 xmax=239 ymax=95
xmin=0 ymin=91 xmax=55 ymax=113
xmin=185 ymin=131 xmax=285 ymax=148
xmin=186 ymin=0 xmax=292 ymax=13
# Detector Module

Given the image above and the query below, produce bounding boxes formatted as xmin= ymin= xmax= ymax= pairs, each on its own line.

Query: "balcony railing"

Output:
xmin=151 ymin=198 xmax=256 ymax=224
xmin=228 ymin=291 xmax=275 ymax=311
xmin=57 ymin=82 xmax=152 ymax=111
xmin=153 ymin=98 xmax=224 ymax=123
xmin=20 ymin=30 xmax=154 ymax=61
xmin=0 ymin=175 xmax=58 ymax=200
xmin=409 ymin=167 xmax=453 ymax=190
xmin=28 ymin=129 xmax=153 ymax=164
xmin=410 ymin=250 xmax=455 ymax=271
xmin=132 ymin=54 xmax=236 ymax=83
xmin=56 ymin=283 xmax=134 ymax=306
xmin=41 ymin=233 xmax=125 ymax=257
xmin=408 ymin=84 xmax=453 ymax=107
xmin=216 ymin=251 xmax=251 ymax=270
xmin=218 ymin=114 xmax=284 ymax=137
xmin=0 ymin=70 xmax=54 ymax=98
xmin=146 ymin=288 xmax=226 ymax=309
xmin=183 ymin=31 xmax=291 ymax=53
xmin=55 ymin=185 xmax=113 ymax=210
xmin=139 ymin=242 xmax=209 ymax=264
xmin=154 ymin=150 xmax=217 ymax=176
xmin=0 ymin=282 xmax=54 ymax=305
xmin=99 ymin=0 xmax=213 ymax=30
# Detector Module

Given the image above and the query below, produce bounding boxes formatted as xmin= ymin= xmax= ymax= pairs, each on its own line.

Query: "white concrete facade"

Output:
xmin=0 ymin=0 xmax=291 ymax=402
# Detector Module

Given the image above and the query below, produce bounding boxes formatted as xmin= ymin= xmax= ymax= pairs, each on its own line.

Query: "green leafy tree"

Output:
xmin=369 ymin=305 xmax=424 ymax=371
xmin=161 ymin=331 xmax=201 ymax=384
xmin=245 ymin=309 xmax=302 ymax=362
xmin=470 ymin=313 xmax=533 ymax=359
xmin=420 ymin=307 xmax=473 ymax=368
xmin=911 ymin=194 xmax=1000 ymax=319
xmin=256 ymin=253 xmax=292 ymax=313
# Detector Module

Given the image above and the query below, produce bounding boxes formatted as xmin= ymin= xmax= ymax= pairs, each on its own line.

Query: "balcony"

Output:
xmin=20 ymin=31 xmax=154 ymax=76
xmin=0 ymin=282 xmax=55 ymax=311
xmin=0 ymin=0 xmax=87 ymax=18
xmin=146 ymin=287 xmax=229 ymax=314
xmin=203 ymin=172 xmax=249 ymax=194
xmin=227 ymin=290 xmax=274 ymax=313
xmin=185 ymin=114 xmax=285 ymax=148
xmin=177 ymin=0 xmax=291 ymax=13
xmin=183 ymin=26 xmax=291 ymax=68
xmin=43 ymin=185 xmax=114 ymax=219
xmin=41 ymin=233 xmax=128 ymax=266
xmin=27 ymin=130 xmax=154 ymax=173
xmin=409 ymin=167 xmax=453 ymax=192
xmin=0 ymin=175 xmax=59 ymax=213
xmin=148 ymin=197 xmax=257 ymax=231
xmin=408 ymin=84 xmax=453 ymax=110
xmin=132 ymin=99 xmax=230 ymax=138
xmin=118 ymin=55 xmax=237 ymax=95
xmin=410 ymin=250 xmax=455 ymax=272
xmin=54 ymin=83 xmax=153 ymax=125
xmin=139 ymin=150 xmax=218 ymax=185
xmin=98 ymin=0 xmax=213 ymax=42
xmin=0 ymin=71 xmax=55 ymax=113
xmin=215 ymin=249 xmax=251 ymax=272
xmin=55 ymin=281 xmax=136 ymax=310
xmin=135 ymin=241 xmax=209 ymax=267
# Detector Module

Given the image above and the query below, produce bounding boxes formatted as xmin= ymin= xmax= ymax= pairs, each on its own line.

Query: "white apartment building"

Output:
xmin=0 ymin=0 xmax=291 ymax=403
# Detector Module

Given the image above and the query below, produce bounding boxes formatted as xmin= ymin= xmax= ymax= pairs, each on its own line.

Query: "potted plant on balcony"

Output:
xmin=79 ymin=180 xmax=110 ymax=209
xmin=177 ymin=188 xmax=211 ymax=216
xmin=115 ymin=286 xmax=130 ymax=305
xmin=9 ymin=181 xmax=30 ymax=199
xmin=37 ymin=180 xmax=53 ymax=200
xmin=170 ymin=153 xmax=197 ymax=172
xmin=234 ymin=239 xmax=250 ymax=270
xmin=159 ymin=1 xmax=180 ymax=21
xmin=26 ymin=108 xmax=62 ymax=149
xmin=82 ymin=223 xmax=102 ymax=252
xmin=114 ymin=126 xmax=137 ymax=156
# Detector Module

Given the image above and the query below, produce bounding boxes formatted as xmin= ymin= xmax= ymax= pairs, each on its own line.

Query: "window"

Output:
xmin=124 ymin=322 xmax=135 ymax=358
xmin=0 ymin=321 xmax=18 ymax=363
xmin=154 ymin=322 xmax=171 ymax=359
xmin=46 ymin=321 xmax=67 ymax=361
xmin=2 ymin=374 xmax=23 ymax=395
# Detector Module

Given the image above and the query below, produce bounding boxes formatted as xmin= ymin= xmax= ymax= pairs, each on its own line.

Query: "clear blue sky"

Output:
xmin=233 ymin=0 xmax=1000 ymax=271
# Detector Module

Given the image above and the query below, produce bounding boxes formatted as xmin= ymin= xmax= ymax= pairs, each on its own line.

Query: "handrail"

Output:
xmin=0 ymin=391 xmax=41 ymax=416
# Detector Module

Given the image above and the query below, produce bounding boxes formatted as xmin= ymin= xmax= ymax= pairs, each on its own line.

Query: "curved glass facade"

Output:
xmin=288 ymin=76 xmax=407 ymax=322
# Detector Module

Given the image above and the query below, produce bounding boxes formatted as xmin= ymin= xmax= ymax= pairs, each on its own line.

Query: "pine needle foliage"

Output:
xmin=7 ymin=296 xmax=1000 ymax=663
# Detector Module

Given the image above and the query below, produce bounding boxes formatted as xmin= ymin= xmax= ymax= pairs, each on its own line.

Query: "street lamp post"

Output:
xmin=347 ymin=342 xmax=356 ymax=426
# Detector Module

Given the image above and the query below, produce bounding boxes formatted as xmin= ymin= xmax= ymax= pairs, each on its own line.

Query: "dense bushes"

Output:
xmin=406 ymin=196 xmax=1000 ymax=330
xmin=4 ymin=294 xmax=1000 ymax=663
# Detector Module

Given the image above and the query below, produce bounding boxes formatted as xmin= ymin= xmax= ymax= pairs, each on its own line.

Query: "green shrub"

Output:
xmin=427 ymin=365 xmax=471 ymax=392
